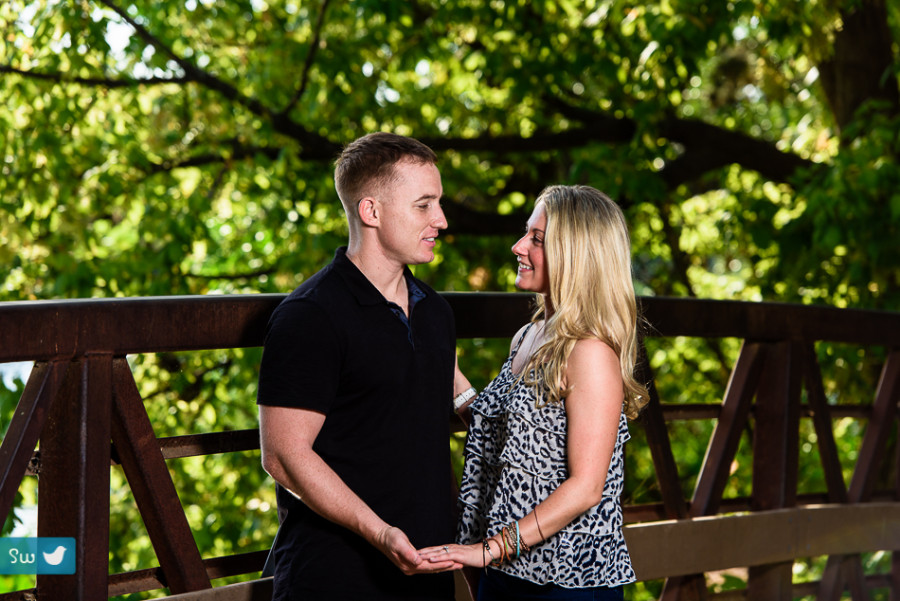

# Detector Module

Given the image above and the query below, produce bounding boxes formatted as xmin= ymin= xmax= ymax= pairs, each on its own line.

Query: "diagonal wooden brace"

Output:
xmin=111 ymin=358 xmax=211 ymax=594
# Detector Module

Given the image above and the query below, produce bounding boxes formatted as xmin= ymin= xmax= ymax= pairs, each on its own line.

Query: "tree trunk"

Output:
xmin=818 ymin=0 xmax=900 ymax=133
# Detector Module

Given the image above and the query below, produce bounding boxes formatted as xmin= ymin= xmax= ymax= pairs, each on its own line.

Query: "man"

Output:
xmin=257 ymin=132 xmax=459 ymax=600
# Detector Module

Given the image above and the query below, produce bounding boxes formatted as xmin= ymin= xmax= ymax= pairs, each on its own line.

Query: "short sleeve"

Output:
xmin=256 ymin=298 xmax=341 ymax=413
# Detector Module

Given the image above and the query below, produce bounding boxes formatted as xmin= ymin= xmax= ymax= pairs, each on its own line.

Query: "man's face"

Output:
xmin=373 ymin=160 xmax=447 ymax=266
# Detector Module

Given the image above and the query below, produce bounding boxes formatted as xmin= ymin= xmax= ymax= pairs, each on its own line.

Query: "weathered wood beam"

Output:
xmin=111 ymin=358 xmax=211 ymax=594
xmin=625 ymin=503 xmax=900 ymax=581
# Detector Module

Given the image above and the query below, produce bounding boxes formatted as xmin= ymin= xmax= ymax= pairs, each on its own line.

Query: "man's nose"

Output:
xmin=434 ymin=206 xmax=448 ymax=229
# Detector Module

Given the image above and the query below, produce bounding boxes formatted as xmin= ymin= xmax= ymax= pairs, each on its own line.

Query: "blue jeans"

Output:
xmin=477 ymin=568 xmax=624 ymax=601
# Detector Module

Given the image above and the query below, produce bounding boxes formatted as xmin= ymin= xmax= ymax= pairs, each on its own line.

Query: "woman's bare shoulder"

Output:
xmin=567 ymin=338 xmax=620 ymax=377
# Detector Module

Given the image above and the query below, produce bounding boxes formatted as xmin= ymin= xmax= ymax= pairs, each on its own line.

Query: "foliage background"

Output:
xmin=1 ymin=0 xmax=899 ymax=598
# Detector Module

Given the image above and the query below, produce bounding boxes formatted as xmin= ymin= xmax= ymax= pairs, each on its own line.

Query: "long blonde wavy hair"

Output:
xmin=519 ymin=185 xmax=648 ymax=419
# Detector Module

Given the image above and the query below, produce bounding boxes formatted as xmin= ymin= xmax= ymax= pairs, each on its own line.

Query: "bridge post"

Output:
xmin=747 ymin=341 xmax=801 ymax=600
xmin=36 ymin=355 xmax=112 ymax=601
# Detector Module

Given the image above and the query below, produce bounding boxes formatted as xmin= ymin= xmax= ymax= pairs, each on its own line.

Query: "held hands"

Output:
xmin=419 ymin=542 xmax=485 ymax=570
xmin=373 ymin=526 xmax=459 ymax=575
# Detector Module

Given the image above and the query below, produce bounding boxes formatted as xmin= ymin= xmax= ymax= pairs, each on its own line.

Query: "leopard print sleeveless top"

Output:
xmin=456 ymin=325 xmax=635 ymax=588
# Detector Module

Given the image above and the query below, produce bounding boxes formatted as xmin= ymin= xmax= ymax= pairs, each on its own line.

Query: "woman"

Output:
xmin=422 ymin=185 xmax=648 ymax=600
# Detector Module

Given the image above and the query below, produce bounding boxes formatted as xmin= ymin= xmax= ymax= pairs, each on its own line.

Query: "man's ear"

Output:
xmin=357 ymin=197 xmax=379 ymax=227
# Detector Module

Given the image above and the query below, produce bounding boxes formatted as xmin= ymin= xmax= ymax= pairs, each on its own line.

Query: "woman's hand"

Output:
xmin=419 ymin=542 xmax=487 ymax=570
xmin=373 ymin=526 xmax=459 ymax=575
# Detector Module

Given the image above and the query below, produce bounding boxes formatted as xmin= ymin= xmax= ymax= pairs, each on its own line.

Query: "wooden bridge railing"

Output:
xmin=0 ymin=294 xmax=898 ymax=601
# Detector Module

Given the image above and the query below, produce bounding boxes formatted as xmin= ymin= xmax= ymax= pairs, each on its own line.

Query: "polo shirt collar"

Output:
xmin=332 ymin=246 xmax=424 ymax=307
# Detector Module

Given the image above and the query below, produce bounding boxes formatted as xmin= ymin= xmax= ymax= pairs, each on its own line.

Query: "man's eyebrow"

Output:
xmin=413 ymin=193 xmax=441 ymax=202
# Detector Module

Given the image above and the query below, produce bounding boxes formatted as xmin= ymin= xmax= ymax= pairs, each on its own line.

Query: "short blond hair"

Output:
xmin=334 ymin=132 xmax=437 ymax=225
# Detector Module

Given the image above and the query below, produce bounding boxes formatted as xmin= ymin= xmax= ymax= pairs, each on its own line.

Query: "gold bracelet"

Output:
xmin=533 ymin=507 xmax=546 ymax=542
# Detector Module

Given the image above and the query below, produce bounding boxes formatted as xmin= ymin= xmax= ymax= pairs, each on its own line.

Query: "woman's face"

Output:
xmin=511 ymin=203 xmax=549 ymax=295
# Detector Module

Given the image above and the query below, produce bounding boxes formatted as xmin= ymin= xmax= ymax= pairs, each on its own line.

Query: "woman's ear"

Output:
xmin=357 ymin=197 xmax=379 ymax=227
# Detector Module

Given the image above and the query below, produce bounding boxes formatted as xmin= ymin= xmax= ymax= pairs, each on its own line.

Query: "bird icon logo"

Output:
xmin=42 ymin=546 xmax=67 ymax=566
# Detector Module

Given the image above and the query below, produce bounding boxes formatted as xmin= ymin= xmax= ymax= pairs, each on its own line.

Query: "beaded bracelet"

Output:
xmin=504 ymin=526 xmax=517 ymax=559
xmin=501 ymin=527 xmax=509 ymax=559
xmin=483 ymin=521 xmax=535 ymax=570
xmin=519 ymin=526 xmax=531 ymax=553
xmin=514 ymin=521 xmax=521 ymax=558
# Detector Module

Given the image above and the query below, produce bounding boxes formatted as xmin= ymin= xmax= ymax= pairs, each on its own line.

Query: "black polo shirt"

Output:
xmin=257 ymin=247 xmax=456 ymax=601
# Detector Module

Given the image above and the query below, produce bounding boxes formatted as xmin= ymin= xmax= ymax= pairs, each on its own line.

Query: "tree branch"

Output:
xmin=186 ymin=267 xmax=277 ymax=281
xmin=95 ymin=0 xmax=339 ymax=156
xmin=658 ymin=117 xmax=820 ymax=188
xmin=421 ymin=119 xmax=635 ymax=153
xmin=426 ymin=100 xmax=820 ymax=190
xmin=144 ymin=142 xmax=282 ymax=175
xmin=280 ymin=0 xmax=333 ymax=116
xmin=8 ymin=6 xmax=821 ymax=197
xmin=0 ymin=65 xmax=188 ymax=87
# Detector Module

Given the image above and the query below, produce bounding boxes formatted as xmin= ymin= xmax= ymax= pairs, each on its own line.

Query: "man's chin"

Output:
xmin=408 ymin=253 xmax=436 ymax=265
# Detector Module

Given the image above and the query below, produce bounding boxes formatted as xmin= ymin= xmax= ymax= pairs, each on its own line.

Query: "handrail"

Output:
xmin=0 ymin=294 xmax=898 ymax=601
xmin=2 ymin=295 xmax=900 ymax=362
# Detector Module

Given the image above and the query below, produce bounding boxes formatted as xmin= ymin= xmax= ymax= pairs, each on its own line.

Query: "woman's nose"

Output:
xmin=511 ymin=236 xmax=526 ymax=255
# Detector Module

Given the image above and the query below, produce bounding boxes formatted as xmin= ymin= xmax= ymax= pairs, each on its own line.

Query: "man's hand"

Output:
xmin=260 ymin=407 xmax=459 ymax=576
xmin=373 ymin=526 xmax=459 ymax=575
